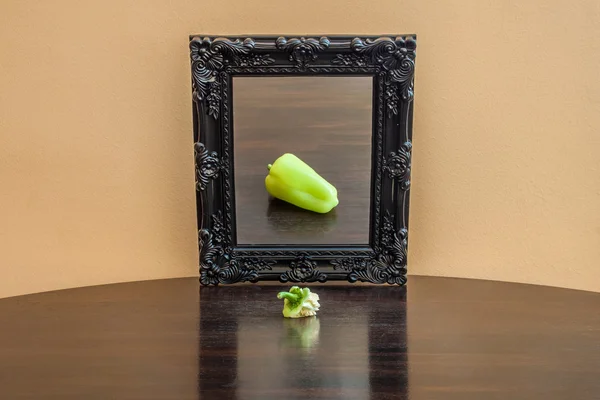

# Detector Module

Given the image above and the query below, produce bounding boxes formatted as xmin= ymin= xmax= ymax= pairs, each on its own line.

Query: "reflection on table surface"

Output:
xmin=233 ymin=76 xmax=373 ymax=246
xmin=199 ymin=285 xmax=407 ymax=399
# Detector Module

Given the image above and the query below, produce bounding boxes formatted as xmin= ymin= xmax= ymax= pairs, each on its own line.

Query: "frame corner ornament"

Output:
xmin=350 ymin=36 xmax=416 ymax=116
xmin=190 ymin=37 xmax=260 ymax=119
xmin=199 ymin=212 xmax=264 ymax=286
xmin=330 ymin=212 xmax=408 ymax=285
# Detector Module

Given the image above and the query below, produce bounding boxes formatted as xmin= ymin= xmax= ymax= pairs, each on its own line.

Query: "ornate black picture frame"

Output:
xmin=189 ymin=34 xmax=417 ymax=286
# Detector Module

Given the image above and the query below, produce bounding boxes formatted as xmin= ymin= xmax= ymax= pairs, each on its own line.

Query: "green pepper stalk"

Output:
xmin=277 ymin=286 xmax=321 ymax=318
xmin=265 ymin=153 xmax=339 ymax=214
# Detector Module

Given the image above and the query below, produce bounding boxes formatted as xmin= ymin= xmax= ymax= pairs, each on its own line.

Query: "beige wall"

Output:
xmin=1 ymin=0 xmax=598 ymax=298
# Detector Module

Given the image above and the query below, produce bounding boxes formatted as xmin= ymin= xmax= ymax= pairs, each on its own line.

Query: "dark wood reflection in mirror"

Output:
xmin=233 ymin=76 xmax=373 ymax=245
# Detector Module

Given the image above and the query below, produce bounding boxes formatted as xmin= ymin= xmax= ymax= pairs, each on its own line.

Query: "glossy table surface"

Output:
xmin=0 ymin=276 xmax=599 ymax=400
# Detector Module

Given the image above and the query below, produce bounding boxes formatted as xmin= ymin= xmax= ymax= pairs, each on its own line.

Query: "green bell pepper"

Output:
xmin=265 ymin=153 xmax=339 ymax=214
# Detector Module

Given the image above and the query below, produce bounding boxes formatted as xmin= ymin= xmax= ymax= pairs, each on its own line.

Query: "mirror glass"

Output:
xmin=233 ymin=76 xmax=373 ymax=245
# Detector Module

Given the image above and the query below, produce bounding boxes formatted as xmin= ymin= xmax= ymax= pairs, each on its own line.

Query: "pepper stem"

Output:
xmin=277 ymin=292 xmax=298 ymax=302
xmin=267 ymin=163 xmax=273 ymax=170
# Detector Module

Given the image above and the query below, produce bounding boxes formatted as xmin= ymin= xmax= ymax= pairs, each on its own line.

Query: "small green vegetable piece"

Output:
xmin=277 ymin=286 xmax=321 ymax=318
xmin=265 ymin=153 xmax=339 ymax=214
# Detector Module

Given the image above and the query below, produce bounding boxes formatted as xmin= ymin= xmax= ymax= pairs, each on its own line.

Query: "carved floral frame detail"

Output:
xmin=190 ymin=35 xmax=417 ymax=286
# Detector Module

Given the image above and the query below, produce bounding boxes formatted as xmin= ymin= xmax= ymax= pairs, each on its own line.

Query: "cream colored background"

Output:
xmin=1 ymin=0 xmax=599 ymax=298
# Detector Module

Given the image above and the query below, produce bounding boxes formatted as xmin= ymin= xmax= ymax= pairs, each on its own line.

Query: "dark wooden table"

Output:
xmin=1 ymin=277 xmax=599 ymax=400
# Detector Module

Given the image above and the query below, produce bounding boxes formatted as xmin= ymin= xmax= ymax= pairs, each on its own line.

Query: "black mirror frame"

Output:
xmin=190 ymin=34 xmax=417 ymax=286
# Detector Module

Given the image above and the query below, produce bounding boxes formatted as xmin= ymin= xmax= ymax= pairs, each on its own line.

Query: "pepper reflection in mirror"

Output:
xmin=265 ymin=153 xmax=339 ymax=214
